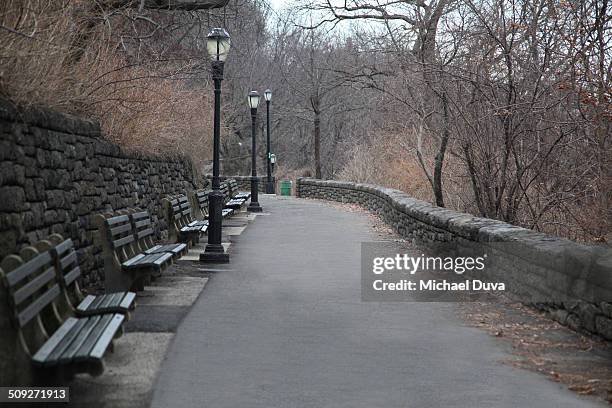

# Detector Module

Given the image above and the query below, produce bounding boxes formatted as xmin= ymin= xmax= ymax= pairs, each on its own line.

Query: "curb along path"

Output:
xmin=150 ymin=196 xmax=605 ymax=408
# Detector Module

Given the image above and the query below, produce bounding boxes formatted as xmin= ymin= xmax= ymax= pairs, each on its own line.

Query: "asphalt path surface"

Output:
xmin=151 ymin=195 xmax=604 ymax=408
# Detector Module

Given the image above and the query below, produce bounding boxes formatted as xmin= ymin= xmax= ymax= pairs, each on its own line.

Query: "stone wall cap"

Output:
xmin=0 ymin=98 xmax=101 ymax=137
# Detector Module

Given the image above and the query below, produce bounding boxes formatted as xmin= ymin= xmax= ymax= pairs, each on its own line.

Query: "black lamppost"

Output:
xmin=247 ymin=91 xmax=263 ymax=213
xmin=201 ymin=28 xmax=231 ymax=264
xmin=264 ymin=89 xmax=274 ymax=194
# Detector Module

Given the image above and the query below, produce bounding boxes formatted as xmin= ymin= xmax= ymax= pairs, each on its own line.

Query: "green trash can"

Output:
xmin=280 ymin=180 xmax=292 ymax=196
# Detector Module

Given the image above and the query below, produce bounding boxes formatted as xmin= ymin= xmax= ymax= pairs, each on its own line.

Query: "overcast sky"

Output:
xmin=267 ymin=0 xmax=288 ymax=10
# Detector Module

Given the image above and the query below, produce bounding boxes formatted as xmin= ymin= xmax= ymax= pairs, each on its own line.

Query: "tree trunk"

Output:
xmin=432 ymin=93 xmax=450 ymax=207
xmin=314 ymin=111 xmax=322 ymax=179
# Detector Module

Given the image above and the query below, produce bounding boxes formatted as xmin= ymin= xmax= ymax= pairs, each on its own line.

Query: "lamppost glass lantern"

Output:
xmin=264 ymin=89 xmax=272 ymax=102
xmin=248 ymin=91 xmax=261 ymax=109
xmin=270 ymin=153 xmax=277 ymax=165
xmin=206 ymin=28 xmax=231 ymax=62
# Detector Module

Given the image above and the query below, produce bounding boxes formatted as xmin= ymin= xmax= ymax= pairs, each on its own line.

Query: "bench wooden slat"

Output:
xmin=58 ymin=315 xmax=102 ymax=363
xmin=134 ymin=219 xmax=151 ymax=228
xmin=159 ymin=243 xmax=187 ymax=254
xmin=13 ymin=266 xmax=56 ymax=306
xmin=63 ymin=266 xmax=81 ymax=286
xmin=136 ymin=228 xmax=154 ymax=239
xmin=119 ymin=292 xmax=137 ymax=310
xmin=43 ymin=317 xmax=90 ymax=365
xmin=180 ymin=226 xmax=203 ymax=233
xmin=87 ymin=294 xmax=107 ymax=311
xmin=99 ymin=293 xmax=123 ymax=310
xmin=144 ymin=243 xmax=186 ymax=255
xmin=77 ymin=292 xmax=134 ymax=315
xmin=151 ymin=252 xmax=172 ymax=266
xmin=74 ymin=314 xmax=115 ymax=362
xmin=112 ymin=234 xmax=135 ymax=249
xmin=109 ymin=293 xmax=128 ymax=308
xmin=139 ymin=254 xmax=161 ymax=265
xmin=187 ymin=220 xmax=208 ymax=227
xmin=5 ymin=251 xmax=53 ymax=287
xmin=89 ymin=314 xmax=124 ymax=360
xmin=124 ymin=252 xmax=170 ymax=269
xmin=76 ymin=295 xmax=96 ymax=313
xmin=54 ymin=239 xmax=74 ymax=257
xmin=122 ymin=253 xmax=146 ymax=267
xmin=106 ymin=215 xmax=130 ymax=226
xmin=145 ymin=245 xmax=163 ymax=253
xmin=110 ymin=223 xmax=132 ymax=237
xmin=32 ymin=317 xmax=79 ymax=365
xmin=17 ymin=285 xmax=61 ymax=327
xmin=94 ymin=294 xmax=114 ymax=311
xmin=131 ymin=211 xmax=149 ymax=220
xmin=60 ymin=251 xmax=78 ymax=269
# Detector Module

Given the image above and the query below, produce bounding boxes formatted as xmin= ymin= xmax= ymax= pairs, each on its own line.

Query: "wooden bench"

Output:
xmin=95 ymin=211 xmax=173 ymax=292
xmin=48 ymin=235 xmax=136 ymax=318
xmin=130 ymin=210 xmax=188 ymax=259
xmin=228 ymin=179 xmax=251 ymax=200
xmin=193 ymin=189 xmax=210 ymax=220
xmin=219 ymin=181 xmax=242 ymax=211
xmin=192 ymin=189 xmax=234 ymax=220
xmin=224 ymin=179 xmax=247 ymax=210
xmin=0 ymin=245 xmax=124 ymax=380
xmin=164 ymin=195 xmax=208 ymax=245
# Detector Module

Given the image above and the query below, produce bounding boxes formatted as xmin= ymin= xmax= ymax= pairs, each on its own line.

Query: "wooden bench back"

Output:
xmin=228 ymin=179 xmax=238 ymax=196
xmin=167 ymin=197 xmax=182 ymax=221
xmin=162 ymin=195 xmax=189 ymax=243
xmin=220 ymin=182 xmax=230 ymax=202
xmin=51 ymin=237 xmax=81 ymax=290
xmin=0 ymin=243 xmax=66 ymax=359
xmin=193 ymin=189 xmax=210 ymax=216
xmin=195 ymin=190 xmax=209 ymax=210
xmin=102 ymin=213 xmax=137 ymax=263
xmin=48 ymin=235 xmax=84 ymax=318
xmin=130 ymin=210 xmax=156 ymax=252
xmin=131 ymin=211 xmax=154 ymax=239
xmin=1 ymin=250 xmax=59 ymax=330
xmin=94 ymin=210 xmax=140 ymax=292
xmin=177 ymin=195 xmax=193 ymax=220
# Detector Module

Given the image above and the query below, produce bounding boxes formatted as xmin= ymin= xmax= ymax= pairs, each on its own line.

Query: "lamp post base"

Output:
xmin=265 ymin=181 xmax=275 ymax=194
xmin=200 ymin=245 xmax=230 ymax=263
xmin=248 ymin=202 xmax=263 ymax=212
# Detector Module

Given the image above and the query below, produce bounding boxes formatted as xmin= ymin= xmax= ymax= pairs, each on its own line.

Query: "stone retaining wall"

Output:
xmin=296 ymin=178 xmax=612 ymax=340
xmin=0 ymin=99 xmax=199 ymax=289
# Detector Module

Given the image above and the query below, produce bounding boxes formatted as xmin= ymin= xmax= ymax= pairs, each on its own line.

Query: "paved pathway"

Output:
xmin=151 ymin=196 xmax=604 ymax=408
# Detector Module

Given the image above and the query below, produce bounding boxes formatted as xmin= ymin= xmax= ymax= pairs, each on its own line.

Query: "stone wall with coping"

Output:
xmin=0 ymin=99 xmax=199 ymax=289
xmin=296 ymin=178 xmax=612 ymax=340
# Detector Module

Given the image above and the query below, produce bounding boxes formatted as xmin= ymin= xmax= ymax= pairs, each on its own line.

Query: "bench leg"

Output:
xmin=33 ymin=365 xmax=73 ymax=385
xmin=105 ymin=267 xmax=132 ymax=293
xmin=132 ymin=278 xmax=145 ymax=292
